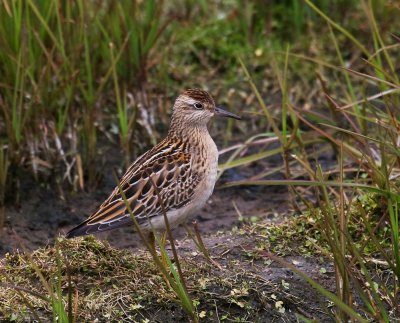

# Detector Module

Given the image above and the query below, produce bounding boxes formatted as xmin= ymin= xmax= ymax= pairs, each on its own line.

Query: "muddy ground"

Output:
xmin=0 ymin=168 xmax=290 ymax=257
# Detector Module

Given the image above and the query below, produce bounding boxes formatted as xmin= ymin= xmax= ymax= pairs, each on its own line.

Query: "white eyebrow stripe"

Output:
xmin=178 ymin=95 xmax=197 ymax=105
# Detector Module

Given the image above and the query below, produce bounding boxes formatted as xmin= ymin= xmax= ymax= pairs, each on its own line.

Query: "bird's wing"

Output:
xmin=66 ymin=139 xmax=201 ymax=238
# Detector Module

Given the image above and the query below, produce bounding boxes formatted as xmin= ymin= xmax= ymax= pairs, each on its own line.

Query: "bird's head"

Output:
xmin=171 ymin=89 xmax=241 ymax=127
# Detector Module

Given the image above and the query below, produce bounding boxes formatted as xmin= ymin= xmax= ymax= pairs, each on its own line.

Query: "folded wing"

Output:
xmin=66 ymin=139 xmax=200 ymax=238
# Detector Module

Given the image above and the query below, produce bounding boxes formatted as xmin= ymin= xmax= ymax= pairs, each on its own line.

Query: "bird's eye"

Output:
xmin=193 ymin=102 xmax=204 ymax=110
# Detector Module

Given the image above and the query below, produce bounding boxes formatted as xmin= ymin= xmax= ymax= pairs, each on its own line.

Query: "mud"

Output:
xmin=0 ymin=166 xmax=290 ymax=257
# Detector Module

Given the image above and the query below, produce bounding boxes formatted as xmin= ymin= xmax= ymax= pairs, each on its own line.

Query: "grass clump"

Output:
xmin=250 ymin=193 xmax=391 ymax=258
xmin=0 ymin=237 xmax=186 ymax=321
xmin=0 ymin=236 xmax=333 ymax=322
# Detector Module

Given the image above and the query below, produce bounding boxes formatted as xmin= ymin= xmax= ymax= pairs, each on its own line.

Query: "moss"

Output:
xmin=247 ymin=193 xmax=391 ymax=258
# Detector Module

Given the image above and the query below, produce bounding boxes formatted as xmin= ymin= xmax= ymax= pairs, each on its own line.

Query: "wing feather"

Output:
xmin=65 ymin=138 xmax=201 ymax=238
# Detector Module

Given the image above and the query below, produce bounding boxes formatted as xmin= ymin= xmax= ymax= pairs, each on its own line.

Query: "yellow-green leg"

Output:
xmin=148 ymin=231 xmax=156 ymax=256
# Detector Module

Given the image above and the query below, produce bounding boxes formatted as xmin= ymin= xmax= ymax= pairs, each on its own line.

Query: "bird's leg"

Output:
xmin=147 ymin=231 xmax=168 ymax=258
xmin=147 ymin=231 xmax=156 ymax=256
xmin=184 ymin=221 xmax=223 ymax=269
xmin=147 ymin=231 xmax=172 ymax=290
xmin=160 ymin=231 xmax=169 ymax=266
xmin=161 ymin=231 xmax=167 ymax=247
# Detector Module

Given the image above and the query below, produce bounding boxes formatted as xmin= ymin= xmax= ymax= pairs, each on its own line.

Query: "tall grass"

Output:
xmin=220 ymin=0 xmax=400 ymax=320
xmin=0 ymin=0 xmax=168 ymax=192
xmin=0 ymin=0 xmax=373 ymax=195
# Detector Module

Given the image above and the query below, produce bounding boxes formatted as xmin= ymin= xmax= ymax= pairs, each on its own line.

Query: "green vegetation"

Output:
xmin=1 ymin=0 xmax=400 ymax=321
xmin=1 ymin=0 xmax=392 ymax=196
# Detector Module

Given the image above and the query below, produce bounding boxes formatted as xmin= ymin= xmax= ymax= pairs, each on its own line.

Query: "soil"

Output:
xmin=1 ymin=229 xmax=336 ymax=322
xmin=179 ymin=235 xmax=336 ymax=322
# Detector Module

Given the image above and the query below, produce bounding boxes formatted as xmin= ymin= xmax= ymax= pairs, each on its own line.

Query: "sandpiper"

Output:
xmin=66 ymin=89 xmax=241 ymax=239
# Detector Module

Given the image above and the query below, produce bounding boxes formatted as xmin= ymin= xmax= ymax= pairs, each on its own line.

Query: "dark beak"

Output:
xmin=215 ymin=106 xmax=241 ymax=120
